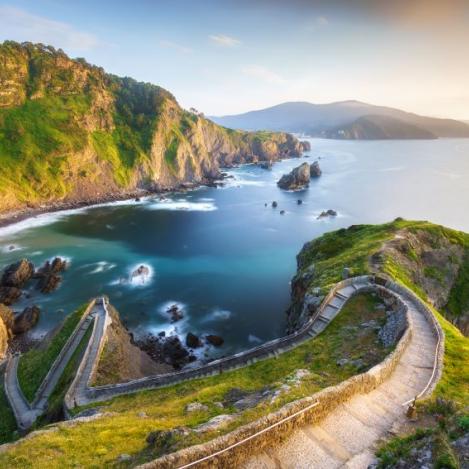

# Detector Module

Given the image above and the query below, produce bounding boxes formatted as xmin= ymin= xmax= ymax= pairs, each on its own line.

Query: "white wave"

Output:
xmin=146 ymin=198 xmax=217 ymax=212
xmin=128 ymin=263 xmax=154 ymax=286
xmin=0 ymin=197 xmax=151 ymax=239
xmin=378 ymin=166 xmax=405 ymax=173
xmin=248 ymin=334 xmax=263 ymax=344
xmin=88 ymin=261 xmax=116 ymax=274
xmin=30 ymin=251 xmax=44 ymax=256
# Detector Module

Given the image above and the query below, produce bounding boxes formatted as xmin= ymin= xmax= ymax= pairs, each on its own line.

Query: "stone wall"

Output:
xmin=139 ymin=286 xmax=411 ymax=468
xmin=79 ymin=277 xmax=372 ymax=403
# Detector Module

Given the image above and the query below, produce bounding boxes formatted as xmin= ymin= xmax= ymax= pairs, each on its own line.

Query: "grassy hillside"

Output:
xmin=0 ymin=41 xmax=305 ymax=213
xmin=0 ymin=220 xmax=467 ymax=467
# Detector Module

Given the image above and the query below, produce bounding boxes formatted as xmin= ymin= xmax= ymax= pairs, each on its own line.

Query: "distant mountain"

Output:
xmin=211 ymin=101 xmax=469 ymax=139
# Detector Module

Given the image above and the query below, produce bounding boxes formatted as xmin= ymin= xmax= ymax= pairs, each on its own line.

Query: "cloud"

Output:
xmin=241 ymin=65 xmax=285 ymax=84
xmin=159 ymin=40 xmax=192 ymax=54
xmin=316 ymin=16 xmax=329 ymax=26
xmin=0 ymin=6 xmax=99 ymax=50
xmin=209 ymin=34 xmax=241 ymax=47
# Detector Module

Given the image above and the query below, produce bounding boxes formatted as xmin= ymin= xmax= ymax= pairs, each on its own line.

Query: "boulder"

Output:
xmin=272 ymin=201 xmax=278 ymax=208
xmin=1 ymin=259 xmax=34 ymax=288
xmin=36 ymin=273 xmax=61 ymax=293
xmin=185 ymin=402 xmax=209 ymax=413
xmin=185 ymin=332 xmax=202 ymax=348
xmin=277 ymin=162 xmax=310 ymax=190
xmin=258 ymin=161 xmax=272 ymax=170
xmin=167 ymin=304 xmax=183 ymax=323
xmin=195 ymin=414 xmax=235 ymax=433
xmin=280 ymin=210 xmax=285 ymax=215
xmin=206 ymin=334 xmax=224 ymax=347
xmin=297 ymin=199 xmax=303 ymax=205
xmin=310 ymin=161 xmax=322 ymax=177
xmin=300 ymin=141 xmax=311 ymax=152
xmin=13 ymin=305 xmax=40 ymax=334
xmin=0 ymin=287 xmax=21 ymax=305
xmin=162 ymin=336 xmax=194 ymax=368
xmin=317 ymin=209 xmax=337 ymax=219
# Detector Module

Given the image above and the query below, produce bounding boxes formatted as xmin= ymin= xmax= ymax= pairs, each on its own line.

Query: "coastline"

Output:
xmin=0 ymin=180 xmax=219 ymax=232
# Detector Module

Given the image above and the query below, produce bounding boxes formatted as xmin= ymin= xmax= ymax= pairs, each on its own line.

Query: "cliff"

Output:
xmin=0 ymin=41 xmax=307 ymax=214
xmin=92 ymin=304 xmax=171 ymax=386
xmin=287 ymin=220 xmax=469 ymax=336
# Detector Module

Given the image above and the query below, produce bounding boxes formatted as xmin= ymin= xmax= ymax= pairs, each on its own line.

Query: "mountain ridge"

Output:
xmin=0 ymin=41 xmax=307 ymax=215
xmin=211 ymin=100 xmax=469 ymax=139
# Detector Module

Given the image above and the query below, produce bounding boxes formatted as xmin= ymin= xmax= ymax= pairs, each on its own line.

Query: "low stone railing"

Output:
xmin=75 ymin=277 xmax=373 ymax=404
xmin=32 ymin=299 xmax=96 ymax=408
xmin=139 ymin=284 xmax=412 ymax=468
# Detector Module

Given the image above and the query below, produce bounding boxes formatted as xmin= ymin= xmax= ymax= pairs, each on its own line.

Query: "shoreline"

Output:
xmin=0 ymin=180 xmax=220 ymax=232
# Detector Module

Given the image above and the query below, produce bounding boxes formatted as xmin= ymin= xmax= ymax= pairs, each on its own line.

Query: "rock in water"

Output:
xmin=131 ymin=264 xmax=150 ymax=284
xmin=300 ymin=141 xmax=311 ymax=152
xmin=272 ymin=201 xmax=278 ymax=208
xmin=13 ymin=305 xmax=40 ymax=334
xmin=34 ymin=257 xmax=67 ymax=293
xmin=1 ymin=259 xmax=34 ymax=288
xmin=277 ymin=162 xmax=311 ymax=190
xmin=186 ymin=332 xmax=202 ymax=348
xmin=0 ymin=286 xmax=22 ymax=305
xmin=206 ymin=334 xmax=224 ymax=347
xmin=317 ymin=209 xmax=337 ymax=219
xmin=167 ymin=304 xmax=183 ymax=322
xmin=310 ymin=161 xmax=322 ymax=177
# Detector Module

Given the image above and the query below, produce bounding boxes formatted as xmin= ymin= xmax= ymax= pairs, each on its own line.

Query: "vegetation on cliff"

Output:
xmin=0 ymin=41 xmax=306 ymax=213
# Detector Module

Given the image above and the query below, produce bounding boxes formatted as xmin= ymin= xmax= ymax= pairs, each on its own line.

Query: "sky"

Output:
xmin=0 ymin=0 xmax=468 ymax=119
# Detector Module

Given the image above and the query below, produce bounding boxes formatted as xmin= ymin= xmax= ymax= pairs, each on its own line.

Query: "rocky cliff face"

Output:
xmin=0 ymin=41 xmax=307 ymax=214
xmin=286 ymin=222 xmax=469 ymax=335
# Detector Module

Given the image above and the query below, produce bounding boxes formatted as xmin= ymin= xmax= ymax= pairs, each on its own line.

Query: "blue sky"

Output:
xmin=1 ymin=0 xmax=468 ymax=119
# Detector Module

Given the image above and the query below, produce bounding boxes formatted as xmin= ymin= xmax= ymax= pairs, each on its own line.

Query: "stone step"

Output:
xmin=272 ymin=427 xmax=344 ymax=469
xmin=319 ymin=407 xmax=380 ymax=455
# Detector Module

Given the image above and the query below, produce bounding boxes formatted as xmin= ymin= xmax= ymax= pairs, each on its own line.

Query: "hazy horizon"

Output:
xmin=1 ymin=0 xmax=468 ymax=120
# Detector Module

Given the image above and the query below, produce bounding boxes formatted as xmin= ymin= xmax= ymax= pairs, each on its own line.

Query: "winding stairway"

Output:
xmin=2 ymin=276 xmax=442 ymax=469
xmin=243 ymin=285 xmax=439 ymax=468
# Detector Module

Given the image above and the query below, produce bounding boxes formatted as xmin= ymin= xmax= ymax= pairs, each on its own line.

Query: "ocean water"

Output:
xmin=1 ymin=138 xmax=469 ymax=357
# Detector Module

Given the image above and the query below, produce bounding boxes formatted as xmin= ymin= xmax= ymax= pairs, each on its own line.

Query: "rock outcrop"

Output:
xmin=310 ymin=161 xmax=321 ymax=177
xmin=1 ymin=259 xmax=34 ymax=288
xmin=0 ymin=41 xmax=307 ymax=214
xmin=12 ymin=305 xmax=40 ymax=334
xmin=0 ymin=303 xmax=14 ymax=359
xmin=277 ymin=162 xmax=311 ymax=190
xmin=92 ymin=304 xmax=171 ymax=386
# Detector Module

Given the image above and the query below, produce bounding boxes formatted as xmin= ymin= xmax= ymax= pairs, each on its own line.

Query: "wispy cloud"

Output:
xmin=316 ymin=16 xmax=329 ymax=26
xmin=0 ymin=6 xmax=99 ymax=50
xmin=159 ymin=40 xmax=192 ymax=54
xmin=209 ymin=34 xmax=241 ymax=47
xmin=241 ymin=65 xmax=285 ymax=84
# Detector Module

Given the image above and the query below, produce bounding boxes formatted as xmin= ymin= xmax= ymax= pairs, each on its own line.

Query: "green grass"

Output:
xmin=17 ymin=305 xmax=87 ymax=402
xmin=0 ymin=293 xmax=389 ymax=468
xmin=446 ymin=252 xmax=469 ymax=319
xmin=36 ymin=325 xmax=93 ymax=427
xmin=0 ymin=95 xmax=89 ymax=204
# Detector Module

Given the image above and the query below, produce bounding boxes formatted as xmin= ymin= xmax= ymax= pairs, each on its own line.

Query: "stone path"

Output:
xmin=243 ymin=287 xmax=438 ymax=469
xmin=3 ymin=300 xmax=101 ymax=430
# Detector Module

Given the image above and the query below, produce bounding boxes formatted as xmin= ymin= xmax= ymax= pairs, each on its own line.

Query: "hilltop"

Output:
xmin=0 ymin=41 xmax=307 ymax=215
xmin=211 ymin=100 xmax=469 ymax=139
